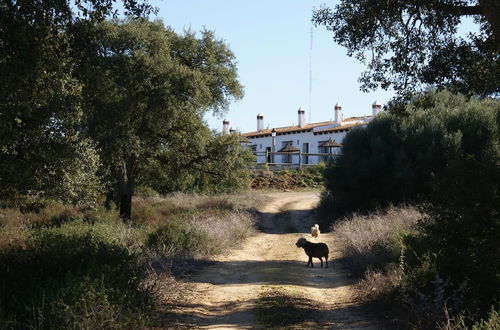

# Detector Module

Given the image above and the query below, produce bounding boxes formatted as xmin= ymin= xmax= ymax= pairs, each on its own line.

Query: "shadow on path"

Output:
xmin=183 ymin=259 xmax=352 ymax=289
xmin=159 ymin=298 xmax=378 ymax=329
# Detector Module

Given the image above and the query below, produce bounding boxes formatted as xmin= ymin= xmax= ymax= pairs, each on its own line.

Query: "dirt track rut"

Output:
xmin=163 ymin=191 xmax=381 ymax=329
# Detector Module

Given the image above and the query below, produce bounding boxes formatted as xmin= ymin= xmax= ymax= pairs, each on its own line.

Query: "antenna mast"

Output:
xmin=308 ymin=22 xmax=313 ymax=124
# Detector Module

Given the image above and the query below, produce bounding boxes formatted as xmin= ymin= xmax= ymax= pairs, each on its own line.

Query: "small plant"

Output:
xmin=471 ymin=309 xmax=500 ymax=330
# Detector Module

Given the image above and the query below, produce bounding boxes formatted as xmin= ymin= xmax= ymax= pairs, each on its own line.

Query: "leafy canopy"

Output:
xmin=73 ymin=18 xmax=244 ymax=217
xmin=322 ymin=90 xmax=500 ymax=215
xmin=320 ymin=90 xmax=499 ymax=319
xmin=0 ymin=0 xmax=152 ymax=202
xmin=313 ymin=1 xmax=500 ymax=96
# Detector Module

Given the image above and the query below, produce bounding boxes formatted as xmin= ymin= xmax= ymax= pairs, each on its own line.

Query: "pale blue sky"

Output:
xmin=148 ymin=1 xmax=390 ymax=133
xmin=103 ymin=1 xmax=479 ymax=132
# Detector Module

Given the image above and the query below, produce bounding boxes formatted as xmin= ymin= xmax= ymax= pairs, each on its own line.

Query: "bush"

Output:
xmin=403 ymin=205 xmax=499 ymax=322
xmin=323 ymin=91 xmax=499 ymax=325
xmin=332 ymin=206 xmax=422 ymax=275
xmin=251 ymin=165 xmax=325 ymax=190
xmin=322 ymin=91 xmax=499 ymax=217
xmin=0 ymin=228 xmax=154 ymax=329
xmin=147 ymin=219 xmax=212 ymax=256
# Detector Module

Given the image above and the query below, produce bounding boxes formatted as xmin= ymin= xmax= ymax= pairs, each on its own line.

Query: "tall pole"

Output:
xmin=308 ymin=23 xmax=313 ymax=124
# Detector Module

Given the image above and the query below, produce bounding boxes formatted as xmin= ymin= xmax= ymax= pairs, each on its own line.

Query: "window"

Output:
xmin=282 ymin=141 xmax=293 ymax=164
xmin=303 ymin=143 xmax=309 ymax=164
xmin=250 ymin=145 xmax=257 ymax=154
xmin=318 ymin=141 xmax=328 ymax=162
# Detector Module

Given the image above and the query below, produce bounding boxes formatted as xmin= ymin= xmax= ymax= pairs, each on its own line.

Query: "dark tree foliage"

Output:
xmin=322 ymin=90 xmax=499 ymax=320
xmin=72 ymin=19 xmax=243 ymax=219
xmin=403 ymin=96 xmax=500 ymax=320
xmin=1 ymin=1 xmax=246 ymax=215
xmin=313 ymin=1 xmax=500 ymax=97
xmin=0 ymin=0 xmax=152 ymax=202
xmin=139 ymin=129 xmax=254 ymax=194
xmin=323 ymin=91 xmax=499 ymax=214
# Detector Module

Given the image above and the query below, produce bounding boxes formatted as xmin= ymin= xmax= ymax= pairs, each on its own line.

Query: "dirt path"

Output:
xmin=163 ymin=192 xmax=381 ymax=329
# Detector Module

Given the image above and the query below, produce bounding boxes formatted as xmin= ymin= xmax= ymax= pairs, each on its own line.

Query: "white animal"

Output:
xmin=311 ymin=224 xmax=320 ymax=238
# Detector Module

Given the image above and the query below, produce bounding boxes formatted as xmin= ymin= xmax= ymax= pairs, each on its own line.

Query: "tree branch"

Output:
xmin=434 ymin=4 xmax=482 ymax=16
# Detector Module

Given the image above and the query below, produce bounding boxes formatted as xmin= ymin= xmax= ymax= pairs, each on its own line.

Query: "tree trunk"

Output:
xmin=117 ymin=156 xmax=137 ymax=221
xmin=119 ymin=193 xmax=132 ymax=220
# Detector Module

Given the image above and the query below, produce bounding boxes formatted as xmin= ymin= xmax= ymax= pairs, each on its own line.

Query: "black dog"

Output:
xmin=296 ymin=237 xmax=329 ymax=268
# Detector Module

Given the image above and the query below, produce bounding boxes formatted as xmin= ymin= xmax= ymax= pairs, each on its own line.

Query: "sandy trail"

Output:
xmin=162 ymin=191 xmax=380 ymax=329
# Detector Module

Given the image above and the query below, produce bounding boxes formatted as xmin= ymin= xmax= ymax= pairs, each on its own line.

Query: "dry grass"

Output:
xmin=141 ymin=193 xmax=262 ymax=280
xmin=331 ymin=205 xmax=424 ymax=318
xmin=332 ymin=205 xmax=422 ymax=275
xmin=166 ymin=191 xmax=266 ymax=211
xmin=0 ymin=192 xmax=264 ymax=329
xmin=186 ymin=210 xmax=257 ymax=253
xmin=354 ymin=265 xmax=402 ymax=301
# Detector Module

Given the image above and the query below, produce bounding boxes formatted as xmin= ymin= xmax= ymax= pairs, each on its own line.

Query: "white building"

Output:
xmin=224 ymin=101 xmax=383 ymax=166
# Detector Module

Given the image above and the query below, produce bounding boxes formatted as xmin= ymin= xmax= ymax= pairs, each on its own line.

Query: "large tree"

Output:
xmin=313 ymin=1 xmax=500 ymax=97
xmin=73 ymin=19 xmax=243 ymax=219
xmin=0 ymin=0 xmax=151 ymax=202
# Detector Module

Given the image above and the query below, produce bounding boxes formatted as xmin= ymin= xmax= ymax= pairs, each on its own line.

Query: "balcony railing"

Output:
xmin=251 ymin=151 xmax=339 ymax=169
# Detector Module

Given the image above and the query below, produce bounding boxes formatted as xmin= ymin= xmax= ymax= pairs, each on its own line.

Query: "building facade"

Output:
xmin=224 ymin=101 xmax=383 ymax=166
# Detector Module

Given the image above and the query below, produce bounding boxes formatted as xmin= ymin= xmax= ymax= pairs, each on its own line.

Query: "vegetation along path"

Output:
xmin=163 ymin=192 xmax=381 ymax=329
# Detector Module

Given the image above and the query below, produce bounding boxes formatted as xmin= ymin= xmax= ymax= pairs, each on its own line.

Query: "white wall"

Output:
xmin=246 ymin=127 xmax=360 ymax=165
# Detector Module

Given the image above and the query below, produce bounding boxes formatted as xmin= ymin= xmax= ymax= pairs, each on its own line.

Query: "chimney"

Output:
xmin=257 ymin=113 xmax=264 ymax=132
xmin=334 ymin=102 xmax=343 ymax=125
xmin=222 ymin=119 xmax=229 ymax=135
xmin=298 ymin=107 xmax=305 ymax=128
xmin=372 ymin=100 xmax=382 ymax=116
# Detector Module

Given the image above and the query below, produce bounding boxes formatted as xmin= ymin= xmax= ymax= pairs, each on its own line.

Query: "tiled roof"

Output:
xmin=278 ymin=144 xmax=300 ymax=152
xmin=241 ymin=121 xmax=332 ymax=138
xmin=313 ymin=121 xmax=368 ymax=134
xmin=242 ymin=117 xmax=371 ymax=138
xmin=319 ymin=138 xmax=342 ymax=147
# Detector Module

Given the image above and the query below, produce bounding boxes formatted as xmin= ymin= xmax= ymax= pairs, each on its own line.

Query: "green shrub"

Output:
xmin=0 ymin=228 xmax=154 ymax=329
xmin=135 ymin=186 xmax=160 ymax=198
xmin=147 ymin=219 xmax=212 ymax=256
xmin=251 ymin=165 xmax=325 ymax=190
xmin=322 ymin=91 xmax=499 ymax=324
xmin=403 ymin=206 xmax=499 ymax=322
xmin=321 ymin=91 xmax=499 ymax=217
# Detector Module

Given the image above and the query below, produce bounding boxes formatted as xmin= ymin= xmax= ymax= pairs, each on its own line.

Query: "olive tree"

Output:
xmin=74 ymin=19 xmax=243 ymax=219
xmin=0 ymin=0 xmax=151 ymax=204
